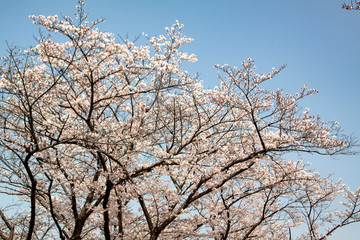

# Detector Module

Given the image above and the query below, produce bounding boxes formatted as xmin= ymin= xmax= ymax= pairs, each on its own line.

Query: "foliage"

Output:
xmin=342 ymin=0 xmax=360 ymax=9
xmin=0 ymin=1 xmax=359 ymax=239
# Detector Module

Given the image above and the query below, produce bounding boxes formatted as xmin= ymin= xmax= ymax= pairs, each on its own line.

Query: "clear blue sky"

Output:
xmin=1 ymin=0 xmax=359 ymax=239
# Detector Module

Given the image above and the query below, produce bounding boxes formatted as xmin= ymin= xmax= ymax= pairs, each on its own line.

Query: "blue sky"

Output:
xmin=1 ymin=0 xmax=359 ymax=239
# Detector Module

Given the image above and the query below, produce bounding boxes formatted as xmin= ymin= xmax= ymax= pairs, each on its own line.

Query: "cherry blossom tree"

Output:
xmin=0 ymin=1 xmax=359 ymax=239
xmin=342 ymin=0 xmax=360 ymax=10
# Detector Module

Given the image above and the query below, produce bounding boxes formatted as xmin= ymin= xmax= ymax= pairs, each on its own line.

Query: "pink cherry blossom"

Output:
xmin=0 ymin=1 xmax=359 ymax=240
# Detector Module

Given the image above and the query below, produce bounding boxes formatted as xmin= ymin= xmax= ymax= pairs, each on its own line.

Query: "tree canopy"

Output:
xmin=0 ymin=1 xmax=359 ymax=239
